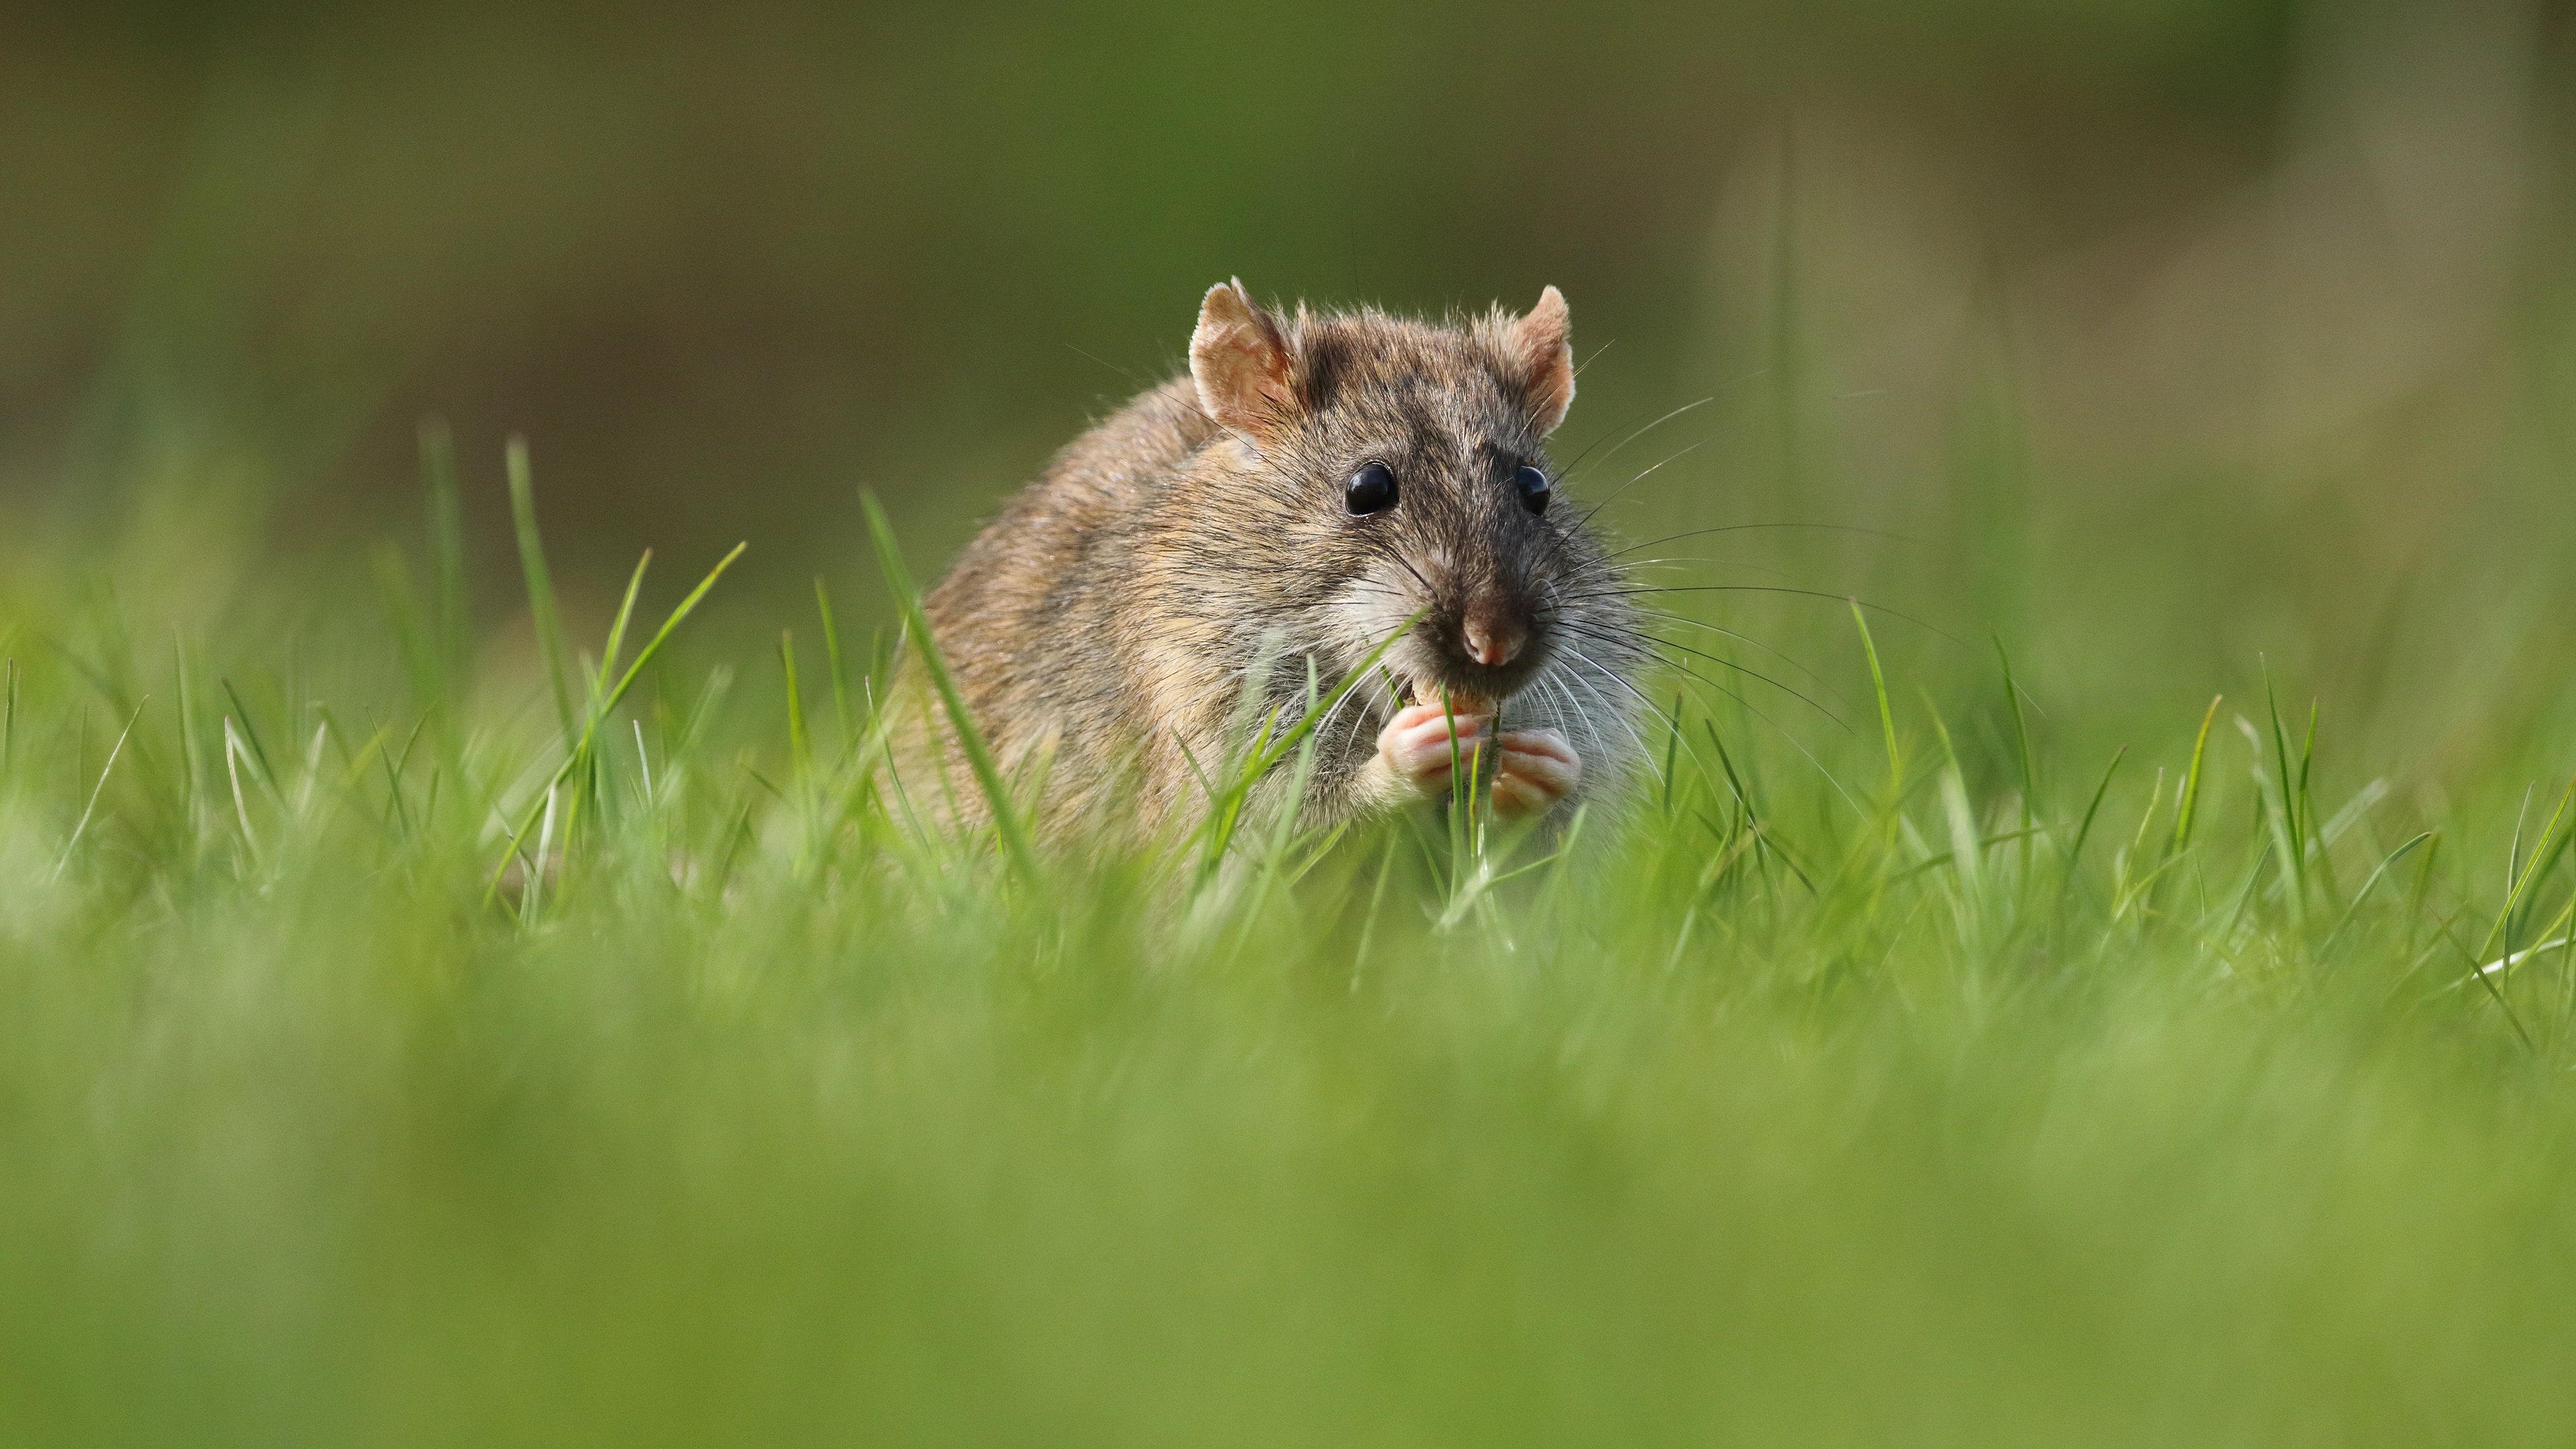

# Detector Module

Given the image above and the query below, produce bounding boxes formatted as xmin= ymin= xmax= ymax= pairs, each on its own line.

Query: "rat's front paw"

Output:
xmin=1375 ymin=700 xmax=1493 ymax=801
xmin=1490 ymin=729 xmax=1580 ymax=818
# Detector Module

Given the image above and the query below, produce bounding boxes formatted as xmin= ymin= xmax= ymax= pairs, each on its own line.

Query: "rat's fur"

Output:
xmin=888 ymin=284 xmax=1649 ymax=847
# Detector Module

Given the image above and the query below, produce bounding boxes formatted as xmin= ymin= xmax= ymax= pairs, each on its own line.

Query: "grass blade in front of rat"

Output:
xmin=1185 ymin=613 xmax=1425 ymax=883
xmin=861 ymin=490 xmax=1040 ymax=888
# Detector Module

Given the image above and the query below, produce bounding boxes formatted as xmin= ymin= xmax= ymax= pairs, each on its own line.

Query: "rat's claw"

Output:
xmin=1490 ymin=729 xmax=1580 ymax=818
xmin=1376 ymin=701 xmax=1493 ymax=800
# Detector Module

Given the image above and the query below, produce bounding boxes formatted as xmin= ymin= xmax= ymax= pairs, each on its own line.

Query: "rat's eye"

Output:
xmin=1345 ymin=462 xmax=1398 ymax=517
xmin=1514 ymin=464 xmax=1552 ymax=516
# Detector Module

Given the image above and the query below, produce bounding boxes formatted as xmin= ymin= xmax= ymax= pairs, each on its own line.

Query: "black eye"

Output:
xmin=1346 ymin=462 xmax=1398 ymax=516
xmin=1514 ymin=464 xmax=1552 ymax=516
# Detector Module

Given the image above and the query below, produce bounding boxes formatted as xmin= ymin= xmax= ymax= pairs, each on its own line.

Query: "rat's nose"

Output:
xmin=1461 ymin=606 xmax=1527 ymax=668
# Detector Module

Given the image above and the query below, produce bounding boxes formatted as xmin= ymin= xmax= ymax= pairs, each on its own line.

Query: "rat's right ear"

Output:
xmin=1190 ymin=278 xmax=1298 ymax=445
xmin=1506 ymin=286 xmax=1576 ymax=435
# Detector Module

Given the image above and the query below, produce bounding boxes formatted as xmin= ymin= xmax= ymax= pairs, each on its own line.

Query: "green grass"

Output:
xmin=3 ymin=455 xmax=2575 ymax=1448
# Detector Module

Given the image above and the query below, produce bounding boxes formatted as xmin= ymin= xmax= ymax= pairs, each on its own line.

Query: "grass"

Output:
xmin=3 ymin=447 xmax=2575 ymax=1448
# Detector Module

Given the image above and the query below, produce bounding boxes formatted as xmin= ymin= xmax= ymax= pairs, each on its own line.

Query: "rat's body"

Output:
xmin=890 ymin=282 xmax=1648 ymax=846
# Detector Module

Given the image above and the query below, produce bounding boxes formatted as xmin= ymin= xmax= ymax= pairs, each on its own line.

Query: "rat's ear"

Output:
xmin=1190 ymin=278 xmax=1298 ymax=444
xmin=1505 ymin=286 xmax=1575 ymax=435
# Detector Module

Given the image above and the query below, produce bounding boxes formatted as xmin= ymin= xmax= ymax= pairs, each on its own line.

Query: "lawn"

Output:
xmin=1 ymin=428 xmax=2574 ymax=1447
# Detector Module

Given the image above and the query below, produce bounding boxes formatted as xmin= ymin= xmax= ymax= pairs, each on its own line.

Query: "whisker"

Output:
xmin=1562 ymin=641 xmax=1864 ymax=812
xmin=1624 ymin=609 xmax=1849 ymax=700
xmin=1555 ymin=645 xmax=1665 ymax=769
xmin=1607 ymin=522 xmax=1917 ymax=559
xmin=1559 ymin=621 xmax=1851 ymax=735
xmin=1568 ymin=436 xmax=1715 ymax=533
xmin=1550 ymin=586 xmax=1970 ymax=650
xmin=1373 ymin=545 xmax=1442 ymax=605
xmin=1564 ymin=555 xmax=1805 ymax=586
xmin=1614 ymin=647 xmax=1866 ymax=818
xmin=1553 ymin=395 xmax=1715 ymax=488
xmin=1337 ymin=680 xmax=1379 ymax=761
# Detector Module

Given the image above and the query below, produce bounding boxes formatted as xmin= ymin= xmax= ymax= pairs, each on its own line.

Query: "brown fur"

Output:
xmin=887 ymin=284 xmax=1649 ymax=847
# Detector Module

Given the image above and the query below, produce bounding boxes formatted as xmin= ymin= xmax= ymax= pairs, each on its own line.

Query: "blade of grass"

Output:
xmin=2473 ymin=776 xmax=2575 ymax=967
xmin=2262 ymin=664 xmax=2306 ymax=897
xmin=2066 ymin=745 xmax=2127 ymax=872
xmin=219 ymin=678 xmax=279 ymax=792
xmin=523 ymin=784 xmax=559 ymax=926
xmin=1995 ymin=637 xmax=2036 ymax=830
xmin=781 ymin=629 xmax=813 ymax=801
xmin=380 ymin=712 xmax=430 ymax=840
xmin=222 ymin=718 xmax=262 ymax=860
xmin=1 ymin=657 xmax=16 ymax=781
xmin=1445 ymin=690 xmax=1468 ymax=877
xmin=1189 ymin=615 xmax=1424 ymax=873
xmin=632 ymin=719 xmax=655 ymax=810
xmin=507 ymin=435 xmax=577 ymax=739
xmin=592 ymin=551 xmax=652 ymax=706
xmin=2316 ymin=831 xmax=2434 ymax=961
xmin=2298 ymin=699 xmax=2319 ymax=846
xmin=54 ymin=696 xmax=146 ymax=882
xmin=596 ymin=546 xmax=744 ymax=724
xmin=481 ymin=542 xmax=747 ymax=906
xmin=1704 ymin=720 xmax=1815 ymax=894
xmin=816 ymin=577 xmax=854 ymax=750
xmin=2111 ymin=767 xmax=2166 ymax=918
xmin=1659 ymin=691 xmax=1682 ymax=815
xmin=2169 ymin=695 xmax=2220 ymax=856
xmin=861 ymin=491 xmax=1039 ymax=887
xmin=173 ymin=635 xmax=205 ymax=832
xmin=1851 ymin=599 xmax=1899 ymax=793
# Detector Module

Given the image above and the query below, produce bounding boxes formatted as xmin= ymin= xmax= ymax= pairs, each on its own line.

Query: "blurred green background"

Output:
xmin=14 ymin=9 xmax=2576 ymax=1444
xmin=3 ymin=0 xmax=2571 ymax=764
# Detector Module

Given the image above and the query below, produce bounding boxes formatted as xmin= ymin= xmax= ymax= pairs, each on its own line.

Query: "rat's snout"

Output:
xmin=1461 ymin=600 xmax=1527 ymax=668
xmin=1379 ymin=561 xmax=1552 ymax=709
xmin=1407 ymin=580 xmax=1545 ymax=705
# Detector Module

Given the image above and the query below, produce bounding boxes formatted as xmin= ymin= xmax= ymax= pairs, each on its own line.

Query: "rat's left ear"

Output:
xmin=1506 ymin=286 xmax=1575 ymax=435
xmin=1191 ymin=278 xmax=1299 ymax=446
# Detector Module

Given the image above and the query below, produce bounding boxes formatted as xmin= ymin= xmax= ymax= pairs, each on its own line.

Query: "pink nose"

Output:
xmin=1462 ymin=615 xmax=1526 ymax=668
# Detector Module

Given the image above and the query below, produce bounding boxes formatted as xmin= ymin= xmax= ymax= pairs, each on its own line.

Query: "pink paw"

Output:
xmin=1375 ymin=705 xmax=1582 ymax=818
xmin=1489 ymin=729 xmax=1580 ymax=818
xmin=1376 ymin=700 xmax=1492 ymax=800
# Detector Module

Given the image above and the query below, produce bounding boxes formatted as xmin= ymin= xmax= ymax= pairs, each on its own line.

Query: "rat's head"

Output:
xmin=1182 ymin=278 xmax=1628 ymax=717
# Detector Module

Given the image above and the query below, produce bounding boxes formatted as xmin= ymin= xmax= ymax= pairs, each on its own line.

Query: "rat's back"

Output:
xmin=890 ymin=376 xmax=1220 ymax=840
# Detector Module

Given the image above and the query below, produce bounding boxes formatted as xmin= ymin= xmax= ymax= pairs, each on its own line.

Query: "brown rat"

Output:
xmin=888 ymin=279 xmax=1649 ymax=846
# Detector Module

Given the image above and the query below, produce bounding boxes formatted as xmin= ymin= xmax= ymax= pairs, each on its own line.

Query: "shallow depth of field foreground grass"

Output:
xmin=3 ymin=463 xmax=2575 ymax=1448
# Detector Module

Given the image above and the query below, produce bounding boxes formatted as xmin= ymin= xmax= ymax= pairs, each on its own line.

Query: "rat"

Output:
xmin=887 ymin=279 xmax=1649 ymax=847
